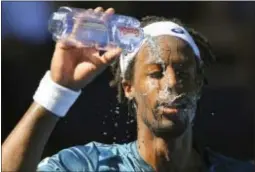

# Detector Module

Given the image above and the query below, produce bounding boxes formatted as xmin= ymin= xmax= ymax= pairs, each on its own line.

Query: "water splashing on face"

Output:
xmin=144 ymin=79 xmax=158 ymax=95
xmin=146 ymin=36 xmax=165 ymax=65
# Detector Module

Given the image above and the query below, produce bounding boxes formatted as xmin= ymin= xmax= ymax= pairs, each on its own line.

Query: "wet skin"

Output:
xmin=124 ymin=35 xmax=200 ymax=137
xmin=122 ymin=35 xmax=202 ymax=171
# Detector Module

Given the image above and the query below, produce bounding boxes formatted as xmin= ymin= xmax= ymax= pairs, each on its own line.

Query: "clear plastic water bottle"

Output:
xmin=48 ymin=6 xmax=144 ymax=52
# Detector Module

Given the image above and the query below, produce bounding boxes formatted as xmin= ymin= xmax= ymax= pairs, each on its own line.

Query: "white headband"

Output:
xmin=120 ymin=21 xmax=201 ymax=77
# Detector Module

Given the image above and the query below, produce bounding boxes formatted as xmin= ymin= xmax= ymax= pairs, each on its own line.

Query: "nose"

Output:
xmin=162 ymin=67 xmax=182 ymax=93
xmin=163 ymin=66 xmax=177 ymax=86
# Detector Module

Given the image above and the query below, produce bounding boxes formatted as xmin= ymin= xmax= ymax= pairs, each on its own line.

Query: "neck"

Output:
xmin=137 ymin=116 xmax=194 ymax=172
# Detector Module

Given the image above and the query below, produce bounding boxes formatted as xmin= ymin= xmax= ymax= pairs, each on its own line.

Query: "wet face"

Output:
xmin=124 ymin=35 xmax=201 ymax=138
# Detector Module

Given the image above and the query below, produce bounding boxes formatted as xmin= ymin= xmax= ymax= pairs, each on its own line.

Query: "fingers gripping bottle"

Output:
xmin=48 ymin=6 xmax=144 ymax=52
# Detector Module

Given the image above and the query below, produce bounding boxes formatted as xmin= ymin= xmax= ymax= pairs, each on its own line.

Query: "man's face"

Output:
xmin=125 ymin=35 xmax=201 ymax=137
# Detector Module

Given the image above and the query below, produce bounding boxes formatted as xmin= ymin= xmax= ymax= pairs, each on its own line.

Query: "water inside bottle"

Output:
xmin=49 ymin=6 xmax=144 ymax=52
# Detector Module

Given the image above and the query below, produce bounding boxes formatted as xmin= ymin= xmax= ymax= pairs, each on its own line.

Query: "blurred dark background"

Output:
xmin=2 ymin=1 xmax=254 ymax=161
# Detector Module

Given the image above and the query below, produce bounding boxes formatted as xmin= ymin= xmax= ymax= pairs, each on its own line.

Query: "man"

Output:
xmin=2 ymin=7 xmax=252 ymax=172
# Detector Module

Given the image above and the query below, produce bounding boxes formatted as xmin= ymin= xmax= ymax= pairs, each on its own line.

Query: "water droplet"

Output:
xmin=113 ymin=137 xmax=116 ymax=140
xmin=103 ymin=132 xmax=107 ymax=136
xmin=115 ymin=110 xmax=120 ymax=114
xmin=126 ymin=130 xmax=129 ymax=133
xmin=211 ymin=112 xmax=215 ymax=116
xmin=130 ymin=119 xmax=134 ymax=123
xmin=103 ymin=121 xmax=106 ymax=125
xmin=127 ymin=135 xmax=131 ymax=138
xmin=116 ymin=106 xmax=120 ymax=109
xmin=126 ymin=121 xmax=130 ymax=124
xmin=114 ymin=122 xmax=118 ymax=127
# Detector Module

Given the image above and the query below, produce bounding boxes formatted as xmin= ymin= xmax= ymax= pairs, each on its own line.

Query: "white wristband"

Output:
xmin=33 ymin=71 xmax=81 ymax=117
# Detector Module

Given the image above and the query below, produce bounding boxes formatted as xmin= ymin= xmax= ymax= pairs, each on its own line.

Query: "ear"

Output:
xmin=122 ymin=79 xmax=135 ymax=100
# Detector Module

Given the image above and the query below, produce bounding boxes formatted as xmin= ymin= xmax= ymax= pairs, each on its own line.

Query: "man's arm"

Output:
xmin=1 ymin=7 xmax=121 ymax=172
xmin=2 ymin=102 xmax=59 ymax=172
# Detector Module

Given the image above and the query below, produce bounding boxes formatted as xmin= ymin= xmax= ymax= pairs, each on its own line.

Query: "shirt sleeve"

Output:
xmin=37 ymin=142 xmax=100 ymax=171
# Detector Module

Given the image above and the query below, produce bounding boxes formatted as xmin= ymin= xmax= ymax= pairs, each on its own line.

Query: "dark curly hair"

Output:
xmin=109 ymin=16 xmax=216 ymax=106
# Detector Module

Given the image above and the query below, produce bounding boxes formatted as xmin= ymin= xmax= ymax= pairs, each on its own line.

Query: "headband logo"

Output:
xmin=171 ymin=27 xmax=184 ymax=34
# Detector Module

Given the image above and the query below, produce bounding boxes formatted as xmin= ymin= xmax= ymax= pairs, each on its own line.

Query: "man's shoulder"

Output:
xmin=37 ymin=141 xmax=135 ymax=171
xmin=55 ymin=140 xmax=133 ymax=157
xmin=78 ymin=141 xmax=134 ymax=160
xmin=85 ymin=141 xmax=134 ymax=154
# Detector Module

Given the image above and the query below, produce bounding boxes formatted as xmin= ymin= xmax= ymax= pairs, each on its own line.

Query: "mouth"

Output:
xmin=157 ymin=97 xmax=189 ymax=116
xmin=160 ymin=102 xmax=187 ymax=109
xmin=160 ymin=106 xmax=178 ymax=115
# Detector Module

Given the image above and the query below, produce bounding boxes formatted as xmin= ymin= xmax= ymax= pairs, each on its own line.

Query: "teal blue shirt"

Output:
xmin=37 ymin=141 xmax=154 ymax=171
xmin=37 ymin=141 xmax=254 ymax=172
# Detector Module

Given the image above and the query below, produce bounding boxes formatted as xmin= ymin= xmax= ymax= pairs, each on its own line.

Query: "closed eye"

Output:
xmin=148 ymin=71 xmax=163 ymax=79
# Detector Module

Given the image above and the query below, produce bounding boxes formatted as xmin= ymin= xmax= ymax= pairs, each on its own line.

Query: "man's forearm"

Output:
xmin=2 ymin=102 xmax=59 ymax=172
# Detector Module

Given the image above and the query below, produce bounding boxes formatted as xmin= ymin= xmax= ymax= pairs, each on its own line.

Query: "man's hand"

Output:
xmin=2 ymin=7 xmax=121 ymax=172
xmin=50 ymin=7 xmax=122 ymax=91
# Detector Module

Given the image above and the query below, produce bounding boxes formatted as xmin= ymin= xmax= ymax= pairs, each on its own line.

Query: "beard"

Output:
xmin=141 ymin=92 xmax=199 ymax=138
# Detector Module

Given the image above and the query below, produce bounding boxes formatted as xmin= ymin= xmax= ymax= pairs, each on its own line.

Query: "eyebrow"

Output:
xmin=145 ymin=60 xmax=165 ymax=65
xmin=144 ymin=55 xmax=165 ymax=65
